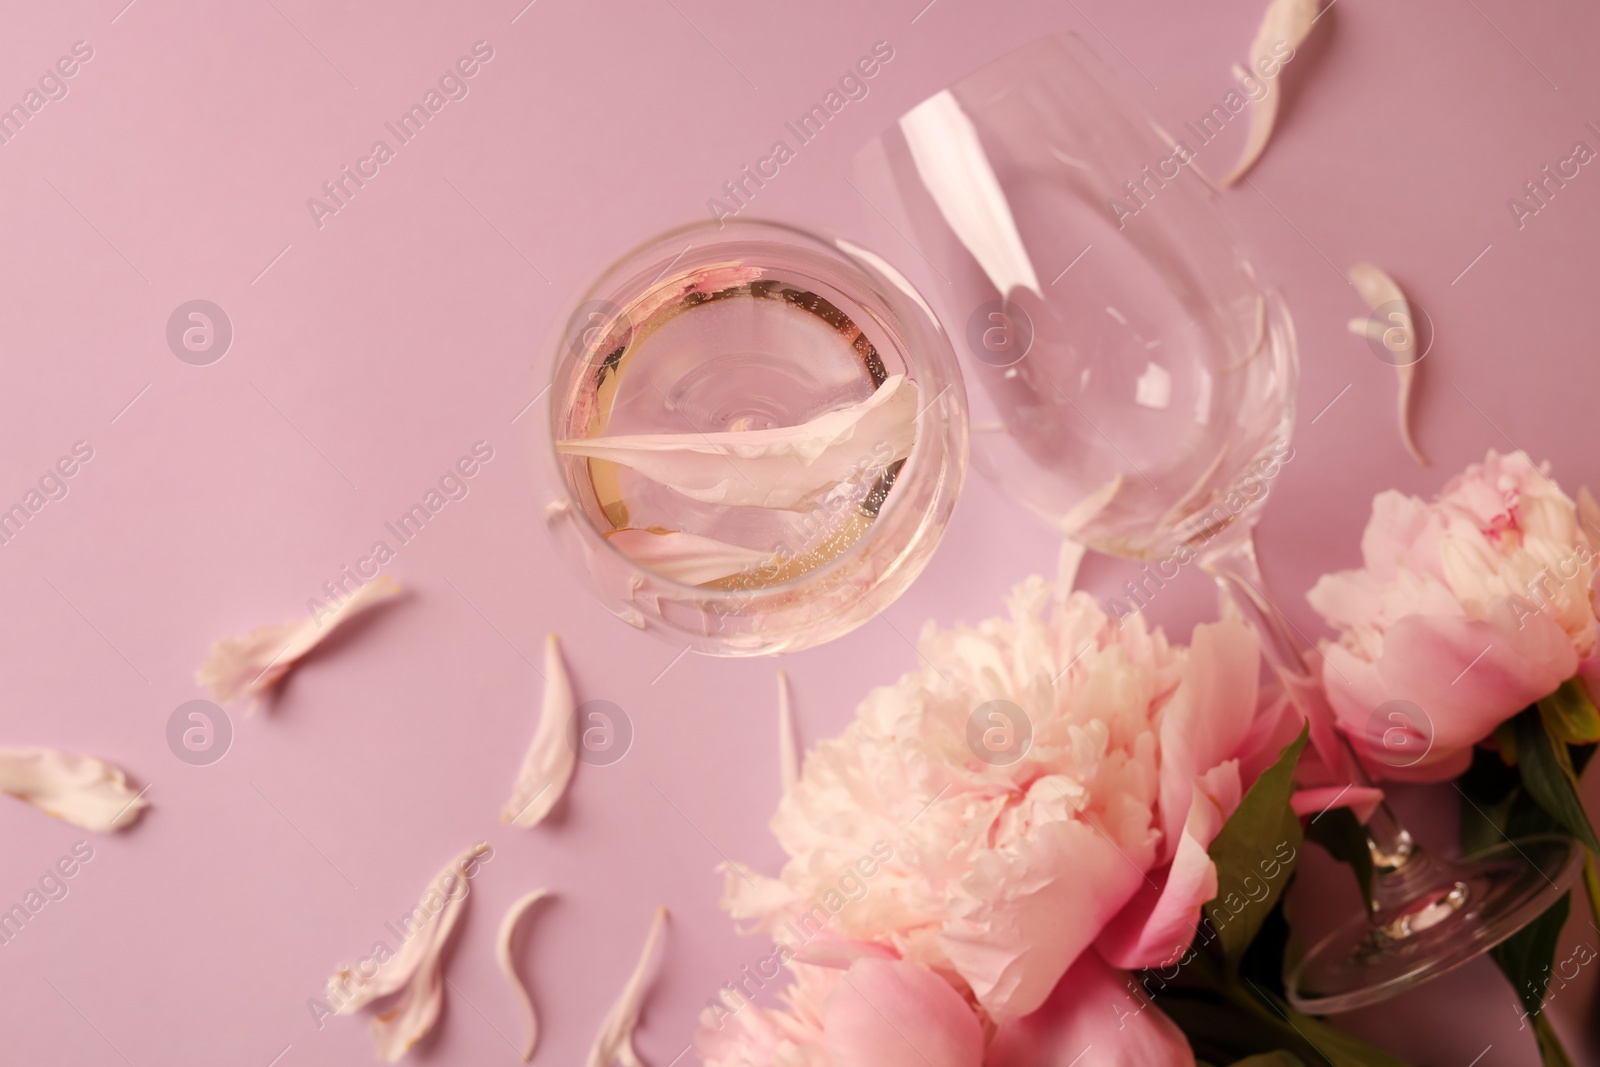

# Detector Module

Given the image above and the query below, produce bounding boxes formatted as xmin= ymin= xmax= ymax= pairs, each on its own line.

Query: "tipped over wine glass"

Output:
xmin=853 ymin=30 xmax=1582 ymax=1014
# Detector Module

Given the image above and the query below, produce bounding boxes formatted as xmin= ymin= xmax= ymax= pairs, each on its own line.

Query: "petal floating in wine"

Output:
xmin=1346 ymin=262 xmax=1427 ymax=466
xmin=324 ymin=843 xmax=490 ymax=1062
xmin=607 ymin=529 xmax=777 ymax=587
xmin=0 ymin=748 xmax=147 ymax=832
xmin=587 ymin=907 xmax=668 ymax=1067
xmin=1222 ymin=0 xmax=1322 ymax=186
xmin=558 ymin=375 xmax=919 ymax=511
xmin=196 ymin=576 xmax=402 ymax=711
xmin=496 ymin=889 xmax=552 ymax=1063
xmin=501 ymin=635 xmax=577 ymax=829
xmin=900 ymin=91 xmax=1042 ymax=300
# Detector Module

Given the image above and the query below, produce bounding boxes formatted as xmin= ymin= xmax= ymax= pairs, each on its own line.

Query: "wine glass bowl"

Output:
xmin=545 ymin=219 xmax=967 ymax=656
xmin=853 ymin=32 xmax=1296 ymax=559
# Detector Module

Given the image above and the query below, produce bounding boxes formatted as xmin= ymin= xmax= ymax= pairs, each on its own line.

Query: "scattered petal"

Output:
xmin=899 ymin=90 xmax=1043 ymax=300
xmin=607 ymin=528 xmax=777 ymax=587
xmin=325 ymin=842 xmax=489 ymax=1062
xmin=502 ymin=635 xmax=577 ymax=828
xmin=497 ymin=889 xmax=551 ymax=1063
xmin=1348 ymin=262 xmax=1427 ymax=466
xmin=196 ymin=576 xmax=402 ymax=711
xmin=777 ymin=671 xmax=799 ymax=792
xmin=1055 ymin=538 xmax=1087 ymax=596
xmin=0 ymin=748 xmax=147 ymax=831
xmin=1059 ymin=474 xmax=1122 ymax=536
xmin=609 ymin=605 xmax=648 ymax=629
xmin=557 ymin=375 xmax=920 ymax=511
xmin=588 ymin=906 xmax=668 ymax=1067
xmin=1221 ymin=0 xmax=1321 ymax=185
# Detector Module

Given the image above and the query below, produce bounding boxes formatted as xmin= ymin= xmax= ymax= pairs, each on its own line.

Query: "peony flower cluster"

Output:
xmin=1308 ymin=450 xmax=1600 ymax=781
xmin=697 ymin=578 xmax=1293 ymax=1067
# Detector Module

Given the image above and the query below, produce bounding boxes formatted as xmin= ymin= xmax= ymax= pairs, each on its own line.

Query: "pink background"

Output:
xmin=2 ymin=0 xmax=1599 ymax=1064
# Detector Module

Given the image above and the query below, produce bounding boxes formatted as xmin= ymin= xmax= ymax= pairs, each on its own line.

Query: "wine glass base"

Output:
xmin=1286 ymin=833 xmax=1584 ymax=1014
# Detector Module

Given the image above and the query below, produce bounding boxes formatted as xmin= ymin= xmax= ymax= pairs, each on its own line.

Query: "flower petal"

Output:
xmin=898 ymin=90 xmax=1043 ymax=300
xmin=1156 ymin=619 xmax=1260 ymax=863
xmin=824 ymin=958 xmax=984 ymax=1067
xmin=588 ymin=907 xmax=668 ymax=1067
xmin=501 ymin=635 xmax=578 ymax=828
xmin=1222 ymin=0 xmax=1321 ymax=186
xmin=0 ymin=748 xmax=147 ymax=831
xmin=497 ymin=889 xmax=551 ymax=1063
xmin=791 ymin=934 xmax=900 ymax=969
xmin=1369 ymin=603 xmax=1575 ymax=775
xmin=556 ymin=375 xmax=919 ymax=510
xmin=324 ymin=843 xmax=489 ymax=1062
xmin=986 ymin=951 xmax=1195 ymax=1067
xmin=1348 ymin=262 xmax=1426 ymax=465
xmin=196 ymin=576 xmax=401 ymax=710
xmin=1291 ymin=785 xmax=1384 ymax=822
xmin=607 ymin=529 xmax=777 ymax=586
xmin=1096 ymin=762 xmax=1242 ymax=970
xmin=940 ymin=818 xmax=1149 ymax=1022
xmin=778 ymin=670 xmax=799 ymax=792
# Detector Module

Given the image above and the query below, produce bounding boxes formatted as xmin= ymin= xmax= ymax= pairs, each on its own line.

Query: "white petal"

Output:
xmin=1055 ymin=539 xmax=1087 ymax=595
xmin=1222 ymin=0 xmax=1321 ymax=185
xmin=899 ymin=90 xmax=1043 ymax=299
xmin=777 ymin=671 xmax=799 ymax=792
xmin=0 ymin=748 xmax=147 ymax=832
xmin=1349 ymin=262 xmax=1427 ymax=466
xmin=502 ymin=635 xmax=578 ymax=828
xmin=557 ymin=376 xmax=920 ymax=510
xmin=324 ymin=842 xmax=489 ymax=1061
xmin=607 ymin=529 xmax=777 ymax=587
xmin=1059 ymin=474 xmax=1122 ymax=536
xmin=588 ymin=907 xmax=668 ymax=1067
xmin=497 ymin=889 xmax=551 ymax=1063
xmin=196 ymin=576 xmax=401 ymax=710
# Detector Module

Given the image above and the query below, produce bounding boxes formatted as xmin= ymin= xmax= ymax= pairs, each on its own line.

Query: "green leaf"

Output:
xmin=1533 ymin=1013 xmax=1578 ymax=1067
xmin=1237 ymin=888 xmax=1297 ymax=999
xmin=1305 ymin=806 xmax=1374 ymax=910
xmin=1158 ymin=979 xmax=1414 ymax=1067
xmin=1488 ymin=891 xmax=1577 ymax=1067
xmin=1491 ymin=891 xmax=1570 ymax=1014
xmin=1230 ymin=1054 xmax=1308 ymax=1067
xmin=1538 ymin=678 xmax=1600 ymax=745
xmin=1489 ymin=891 xmax=1578 ymax=1067
xmin=1584 ymin=851 xmax=1600 ymax=934
xmin=1514 ymin=708 xmax=1600 ymax=852
xmin=1203 ymin=725 xmax=1309 ymax=972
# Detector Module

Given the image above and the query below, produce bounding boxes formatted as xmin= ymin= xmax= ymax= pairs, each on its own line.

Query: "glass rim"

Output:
xmin=544 ymin=214 xmax=964 ymax=603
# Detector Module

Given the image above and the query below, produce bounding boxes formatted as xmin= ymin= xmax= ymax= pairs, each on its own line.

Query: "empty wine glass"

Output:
xmin=853 ymin=30 xmax=1581 ymax=1014
xmin=545 ymin=219 xmax=967 ymax=656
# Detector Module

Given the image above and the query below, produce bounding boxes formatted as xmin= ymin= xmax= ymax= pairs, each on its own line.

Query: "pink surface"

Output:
xmin=1 ymin=1 xmax=1598 ymax=1064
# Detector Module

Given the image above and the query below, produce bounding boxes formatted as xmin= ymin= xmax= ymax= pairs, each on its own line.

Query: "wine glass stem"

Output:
xmin=1202 ymin=533 xmax=1415 ymax=872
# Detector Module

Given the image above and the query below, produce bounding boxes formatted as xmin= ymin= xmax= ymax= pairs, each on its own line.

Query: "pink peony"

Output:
xmin=1308 ymin=450 xmax=1600 ymax=782
xmin=698 ymin=577 xmax=1288 ymax=1065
